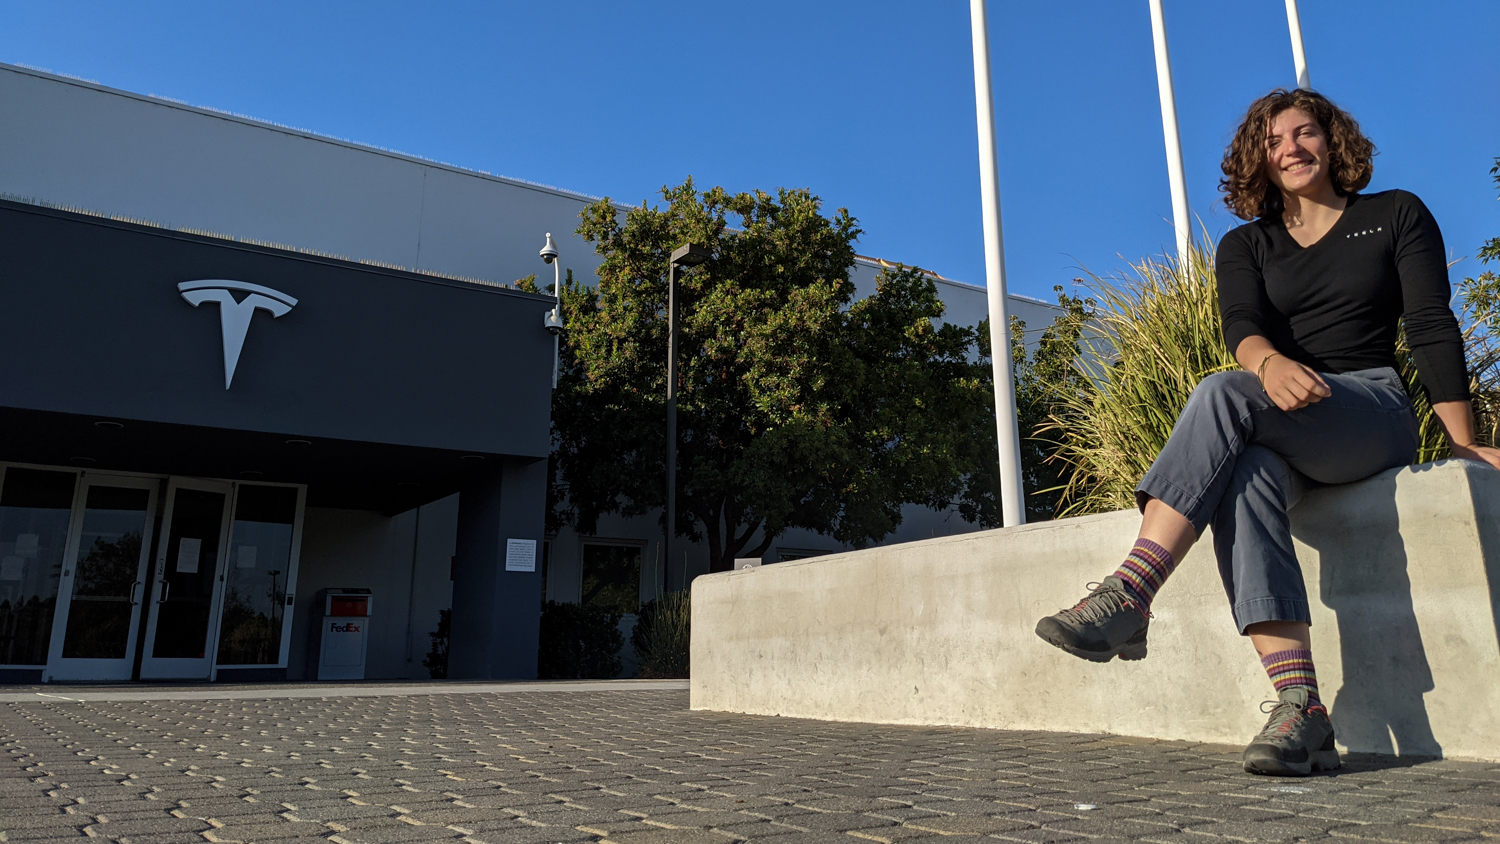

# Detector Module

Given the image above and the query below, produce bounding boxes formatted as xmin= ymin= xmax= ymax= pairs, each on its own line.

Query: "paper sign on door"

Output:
xmin=177 ymin=538 xmax=202 ymax=574
xmin=237 ymin=546 xmax=257 ymax=569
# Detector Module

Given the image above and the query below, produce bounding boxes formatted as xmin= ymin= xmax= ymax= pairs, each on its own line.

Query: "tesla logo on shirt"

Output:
xmin=178 ymin=280 xmax=298 ymax=389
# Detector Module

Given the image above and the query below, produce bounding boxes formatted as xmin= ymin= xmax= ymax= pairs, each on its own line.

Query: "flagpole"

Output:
xmin=969 ymin=0 xmax=1025 ymax=527
xmin=1284 ymin=0 xmax=1311 ymax=90
xmin=1147 ymin=0 xmax=1192 ymax=267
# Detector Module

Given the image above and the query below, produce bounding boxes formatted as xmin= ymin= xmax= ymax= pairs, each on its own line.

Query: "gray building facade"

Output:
xmin=0 ymin=196 xmax=556 ymax=683
xmin=0 ymin=62 xmax=1061 ymax=682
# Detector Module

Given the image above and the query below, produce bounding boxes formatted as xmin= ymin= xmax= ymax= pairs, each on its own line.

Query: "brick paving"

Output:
xmin=2 ymin=687 xmax=1498 ymax=844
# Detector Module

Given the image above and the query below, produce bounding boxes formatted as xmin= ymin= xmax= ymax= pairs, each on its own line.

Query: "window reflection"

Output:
xmin=581 ymin=543 xmax=641 ymax=616
xmin=0 ymin=469 xmax=77 ymax=665
xmin=216 ymin=485 xmax=297 ymax=666
xmin=61 ymin=486 xmax=150 ymax=660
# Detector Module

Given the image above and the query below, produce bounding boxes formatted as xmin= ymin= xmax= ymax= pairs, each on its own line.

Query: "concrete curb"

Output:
xmin=0 ymin=678 xmax=688 ymax=703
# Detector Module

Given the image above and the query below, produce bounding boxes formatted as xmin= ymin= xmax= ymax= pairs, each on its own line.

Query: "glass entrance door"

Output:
xmin=0 ymin=467 xmax=78 ymax=675
xmin=139 ymin=479 xmax=232 ymax=679
xmin=213 ymin=484 xmax=303 ymax=675
xmin=43 ymin=475 xmax=159 ymax=681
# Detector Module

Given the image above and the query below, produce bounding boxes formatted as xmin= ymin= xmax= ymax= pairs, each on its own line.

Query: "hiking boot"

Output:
xmin=1242 ymin=688 xmax=1341 ymax=776
xmin=1034 ymin=576 xmax=1149 ymax=662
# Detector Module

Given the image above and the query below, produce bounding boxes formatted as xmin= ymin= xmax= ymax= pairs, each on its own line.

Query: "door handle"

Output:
xmin=157 ymin=581 xmax=171 ymax=603
xmin=129 ymin=581 xmax=142 ymax=605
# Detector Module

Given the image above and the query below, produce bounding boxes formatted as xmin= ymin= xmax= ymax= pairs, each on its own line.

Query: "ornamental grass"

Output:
xmin=635 ymin=590 xmax=691 ymax=679
xmin=1039 ymin=243 xmax=1232 ymax=517
xmin=1038 ymin=240 xmax=1500 ymax=518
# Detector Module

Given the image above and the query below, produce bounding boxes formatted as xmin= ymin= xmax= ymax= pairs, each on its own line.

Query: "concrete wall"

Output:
xmin=290 ymin=496 xmax=457 ymax=680
xmin=691 ymin=459 xmax=1500 ymax=762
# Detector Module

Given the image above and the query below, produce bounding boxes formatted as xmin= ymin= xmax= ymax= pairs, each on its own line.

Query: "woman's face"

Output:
xmin=1264 ymin=107 xmax=1333 ymax=197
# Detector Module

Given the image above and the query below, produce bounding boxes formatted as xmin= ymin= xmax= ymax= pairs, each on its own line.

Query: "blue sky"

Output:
xmin=3 ymin=1 xmax=1497 ymax=302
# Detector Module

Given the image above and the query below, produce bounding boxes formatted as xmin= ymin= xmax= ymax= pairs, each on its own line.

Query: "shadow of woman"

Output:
xmin=1290 ymin=468 xmax=1442 ymax=759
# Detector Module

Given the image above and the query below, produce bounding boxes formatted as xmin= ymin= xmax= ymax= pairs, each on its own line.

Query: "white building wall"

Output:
xmin=849 ymin=257 xmax=1061 ymax=343
xmin=0 ymin=63 xmax=605 ymax=288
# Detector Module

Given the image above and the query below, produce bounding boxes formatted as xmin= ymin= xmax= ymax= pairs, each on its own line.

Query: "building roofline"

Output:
xmin=0 ymin=61 xmax=606 ymax=207
xmin=0 ymin=195 xmax=555 ymax=302
xmin=852 ymin=254 xmax=1057 ymax=309
xmin=2 ymin=62 xmax=1060 ymax=312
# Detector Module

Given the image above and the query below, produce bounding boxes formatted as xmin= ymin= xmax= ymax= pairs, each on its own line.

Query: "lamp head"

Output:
xmin=670 ymin=243 xmax=712 ymax=267
xmin=539 ymin=232 xmax=559 ymax=264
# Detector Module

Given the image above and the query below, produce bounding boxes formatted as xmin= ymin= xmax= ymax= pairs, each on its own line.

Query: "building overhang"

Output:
xmin=0 ymin=200 xmax=555 ymax=511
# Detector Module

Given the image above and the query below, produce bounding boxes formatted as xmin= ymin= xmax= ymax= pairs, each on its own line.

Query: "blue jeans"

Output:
xmin=1135 ymin=367 xmax=1419 ymax=633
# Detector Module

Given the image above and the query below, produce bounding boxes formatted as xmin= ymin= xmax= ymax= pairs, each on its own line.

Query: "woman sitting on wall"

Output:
xmin=1034 ymin=88 xmax=1500 ymax=776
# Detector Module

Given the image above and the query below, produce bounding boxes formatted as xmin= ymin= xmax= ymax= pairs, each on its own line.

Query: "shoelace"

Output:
xmin=1057 ymin=582 xmax=1136 ymax=624
xmin=1255 ymin=700 xmax=1305 ymax=739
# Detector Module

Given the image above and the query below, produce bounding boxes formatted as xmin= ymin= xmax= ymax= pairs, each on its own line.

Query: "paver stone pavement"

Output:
xmin=0 ymin=685 xmax=1496 ymax=843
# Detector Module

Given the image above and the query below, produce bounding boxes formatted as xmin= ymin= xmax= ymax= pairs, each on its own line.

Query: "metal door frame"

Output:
xmin=209 ymin=482 xmax=307 ymax=680
xmin=139 ymin=476 xmax=235 ymax=680
xmin=41 ymin=472 xmax=160 ymax=682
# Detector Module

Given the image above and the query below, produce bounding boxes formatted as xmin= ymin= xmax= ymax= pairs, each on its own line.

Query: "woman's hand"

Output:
xmin=1430 ymin=401 xmax=1500 ymax=471
xmin=1451 ymin=443 xmax=1500 ymax=472
xmin=1260 ymin=354 xmax=1332 ymax=412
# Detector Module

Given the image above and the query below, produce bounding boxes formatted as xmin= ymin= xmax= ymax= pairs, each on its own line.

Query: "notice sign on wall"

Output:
xmin=505 ymin=538 xmax=536 ymax=572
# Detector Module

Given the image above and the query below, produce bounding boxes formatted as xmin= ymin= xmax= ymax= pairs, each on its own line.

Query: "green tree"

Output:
xmin=550 ymin=180 xmax=992 ymax=573
xmin=955 ymin=289 xmax=1097 ymax=526
xmin=1010 ymin=289 xmax=1097 ymax=521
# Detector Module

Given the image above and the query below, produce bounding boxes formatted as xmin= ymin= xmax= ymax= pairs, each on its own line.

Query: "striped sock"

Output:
xmin=1112 ymin=538 xmax=1175 ymax=610
xmin=1262 ymin=648 xmax=1323 ymax=710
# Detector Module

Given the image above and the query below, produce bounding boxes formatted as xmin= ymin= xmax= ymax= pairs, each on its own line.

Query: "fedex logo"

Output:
xmin=329 ymin=622 xmax=361 ymax=633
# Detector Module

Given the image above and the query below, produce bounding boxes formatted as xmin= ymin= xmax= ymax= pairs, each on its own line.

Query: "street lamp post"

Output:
xmin=539 ymin=233 xmax=565 ymax=387
xmin=666 ymin=243 xmax=711 ymax=589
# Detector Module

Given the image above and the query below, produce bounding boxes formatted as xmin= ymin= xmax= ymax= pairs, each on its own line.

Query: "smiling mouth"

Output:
xmin=1283 ymin=161 xmax=1314 ymax=174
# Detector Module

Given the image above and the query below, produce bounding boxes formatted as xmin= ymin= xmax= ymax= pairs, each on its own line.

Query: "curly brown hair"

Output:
xmin=1219 ymin=88 xmax=1376 ymax=221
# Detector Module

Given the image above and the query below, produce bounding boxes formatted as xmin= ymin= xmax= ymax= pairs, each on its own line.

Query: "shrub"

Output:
xmin=632 ymin=591 xmax=690 ymax=678
xmin=423 ymin=609 xmax=450 ymax=679
xmin=537 ymin=600 xmax=623 ymax=679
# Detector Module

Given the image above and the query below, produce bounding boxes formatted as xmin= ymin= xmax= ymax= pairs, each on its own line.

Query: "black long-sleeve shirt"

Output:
xmin=1216 ymin=189 xmax=1468 ymax=403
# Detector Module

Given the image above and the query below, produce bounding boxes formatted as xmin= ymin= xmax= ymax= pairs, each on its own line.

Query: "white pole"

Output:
xmin=1284 ymin=0 xmax=1311 ymax=90
xmin=969 ymin=0 xmax=1025 ymax=528
xmin=1147 ymin=0 xmax=1192 ymax=267
xmin=552 ymin=256 xmax=561 ymax=388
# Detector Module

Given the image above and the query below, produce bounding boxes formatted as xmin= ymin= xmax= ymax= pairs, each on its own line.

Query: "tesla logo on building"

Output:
xmin=178 ymin=280 xmax=298 ymax=389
